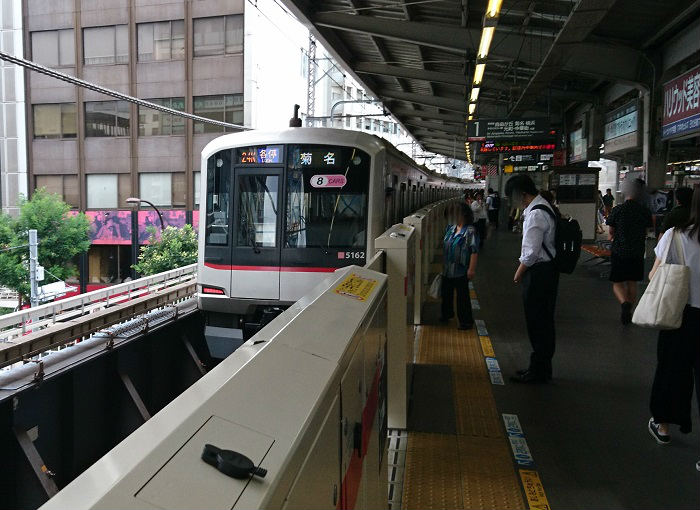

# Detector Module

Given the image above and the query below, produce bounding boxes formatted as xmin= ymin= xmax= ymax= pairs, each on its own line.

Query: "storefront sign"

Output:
xmin=662 ymin=65 xmax=700 ymax=139
xmin=604 ymin=101 xmax=639 ymax=153
xmin=467 ymin=118 xmax=552 ymax=141
xmin=568 ymin=129 xmax=586 ymax=163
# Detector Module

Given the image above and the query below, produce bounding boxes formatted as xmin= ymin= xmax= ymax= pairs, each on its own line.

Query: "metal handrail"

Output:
xmin=0 ymin=264 xmax=197 ymax=339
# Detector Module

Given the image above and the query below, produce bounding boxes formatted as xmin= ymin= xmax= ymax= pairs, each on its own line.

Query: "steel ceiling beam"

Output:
xmin=380 ymin=90 xmax=468 ymax=113
xmin=354 ymin=62 xmax=467 ymax=86
xmin=390 ymin=107 xmax=467 ymax=124
xmin=405 ymin=119 xmax=466 ymax=135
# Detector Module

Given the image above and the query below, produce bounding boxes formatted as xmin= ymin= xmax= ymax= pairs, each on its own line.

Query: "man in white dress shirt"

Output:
xmin=506 ymin=174 xmax=559 ymax=384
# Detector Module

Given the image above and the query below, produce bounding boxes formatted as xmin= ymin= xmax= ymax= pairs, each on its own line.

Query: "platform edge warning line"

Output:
xmin=518 ymin=469 xmax=551 ymax=510
xmin=479 ymin=335 xmax=495 ymax=357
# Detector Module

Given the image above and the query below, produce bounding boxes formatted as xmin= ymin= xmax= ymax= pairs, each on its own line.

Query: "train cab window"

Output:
xmin=235 ymin=175 xmax=279 ymax=248
xmin=204 ymin=151 xmax=231 ymax=246
xmin=286 ymin=145 xmax=370 ymax=249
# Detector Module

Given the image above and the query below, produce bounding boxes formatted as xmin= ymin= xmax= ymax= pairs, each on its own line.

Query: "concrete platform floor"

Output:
xmin=473 ymin=229 xmax=699 ymax=509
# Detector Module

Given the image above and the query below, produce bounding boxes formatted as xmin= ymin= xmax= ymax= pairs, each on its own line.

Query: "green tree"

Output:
xmin=0 ymin=189 xmax=90 ymax=302
xmin=132 ymin=224 xmax=198 ymax=276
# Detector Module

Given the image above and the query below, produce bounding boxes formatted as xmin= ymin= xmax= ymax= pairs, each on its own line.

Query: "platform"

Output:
xmin=400 ymin=230 xmax=699 ymax=510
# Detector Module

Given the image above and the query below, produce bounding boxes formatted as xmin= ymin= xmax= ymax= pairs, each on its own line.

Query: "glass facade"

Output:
xmin=193 ymin=15 xmax=243 ymax=57
xmin=138 ymin=97 xmax=186 ymax=136
xmin=83 ymin=25 xmax=128 ymax=65
xmin=85 ymin=101 xmax=130 ymax=137
xmin=137 ymin=20 xmax=185 ymax=62
xmin=193 ymin=94 xmax=243 ymax=133
xmin=31 ymin=29 xmax=75 ymax=67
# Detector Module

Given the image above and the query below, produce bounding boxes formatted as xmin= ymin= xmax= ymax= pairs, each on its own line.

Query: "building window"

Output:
xmin=139 ymin=173 xmax=185 ymax=207
xmin=193 ymin=94 xmax=243 ymax=134
xmin=194 ymin=171 xmax=201 ymax=207
xmin=35 ymin=175 xmax=79 ymax=208
xmin=138 ymin=98 xmax=185 ymax=136
xmin=83 ymin=25 xmax=128 ymax=65
xmin=85 ymin=101 xmax=130 ymax=137
xmin=87 ymin=174 xmax=130 ymax=209
xmin=33 ymin=103 xmax=77 ymax=139
xmin=356 ymin=117 xmax=362 ymax=129
xmin=137 ymin=20 xmax=185 ymax=62
xmin=193 ymin=15 xmax=243 ymax=57
xmin=31 ymin=29 xmax=75 ymax=67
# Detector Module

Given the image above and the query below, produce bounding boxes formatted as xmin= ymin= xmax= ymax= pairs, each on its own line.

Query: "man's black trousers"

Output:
xmin=521 ymin=261 xmax=559 ymax=375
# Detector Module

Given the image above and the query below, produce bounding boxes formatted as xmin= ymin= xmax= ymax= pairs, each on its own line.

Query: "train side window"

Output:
xmin=205 ymin=151 xmax=231 ymax=246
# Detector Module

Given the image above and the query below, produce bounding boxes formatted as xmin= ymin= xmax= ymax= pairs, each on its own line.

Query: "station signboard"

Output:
xmin=662 ymin=65 xmax=700 ymax=139
xmin=467 ymin=118 xmax=552 ymax=141
xmin=604 ymin=101 xmax=640 ymax=154
xmin=477 ymin=140 xmax=556 ymax=154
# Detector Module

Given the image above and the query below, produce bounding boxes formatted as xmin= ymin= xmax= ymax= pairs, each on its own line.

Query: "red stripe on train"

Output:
xmin=204 ymin=263 xmax=337 ymax=273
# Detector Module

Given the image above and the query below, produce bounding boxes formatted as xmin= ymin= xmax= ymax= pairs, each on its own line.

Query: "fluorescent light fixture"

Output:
xmin=473 ymin=63 xmax=485 ymax=85
xmin=486 ymin=0 xmax=504 ymax=17
xmin=468 ymin=103 xmax=476 ymax=114
xmin=478 ymin=27 xmax=495 ymax=59
xmin=470 ymin=88 xmax=480 ymax=101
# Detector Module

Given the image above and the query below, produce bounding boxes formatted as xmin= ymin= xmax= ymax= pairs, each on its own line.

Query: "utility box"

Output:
xmin=374 ymin=224 xmax=415 ymax=429
xmin=404 ymin=212 xmax=427 ymax=325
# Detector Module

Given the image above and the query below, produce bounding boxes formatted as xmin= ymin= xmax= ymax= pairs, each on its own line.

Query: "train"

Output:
xmin=197 ymin=127 xmax=467 ymax=344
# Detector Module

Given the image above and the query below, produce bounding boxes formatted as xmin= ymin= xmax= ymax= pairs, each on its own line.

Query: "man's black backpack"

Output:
xmin=532 ymin=204 xmax=582 ymax=274
xmin=492 ymin=194 xmax=501 ymax=209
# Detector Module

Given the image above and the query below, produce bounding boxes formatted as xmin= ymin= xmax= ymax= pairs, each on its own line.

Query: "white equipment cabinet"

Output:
xmin=40 ymin=267 xmax=389 ymax=510
xmin=403 ymin=212 xmax=427 ymax=325
xmin=374 ymin=224 xmax=415 ymax=429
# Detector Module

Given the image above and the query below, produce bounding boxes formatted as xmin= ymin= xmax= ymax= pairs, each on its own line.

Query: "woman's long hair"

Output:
xmin=681 ymin=184 xmax=700 ymax=244
xmin=460 ymin=203 xmax=474 ymax=226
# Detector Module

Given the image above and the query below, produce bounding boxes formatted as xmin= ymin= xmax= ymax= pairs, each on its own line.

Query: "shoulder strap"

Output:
xmin=530 ymin=204 xmax=556 ymax=261
xmin=672 ymin=230 xmax=685 ymax=265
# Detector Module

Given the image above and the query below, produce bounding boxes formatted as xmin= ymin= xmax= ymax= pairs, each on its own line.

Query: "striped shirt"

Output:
xmin=443 ymin=224 xmax=479 ymax=278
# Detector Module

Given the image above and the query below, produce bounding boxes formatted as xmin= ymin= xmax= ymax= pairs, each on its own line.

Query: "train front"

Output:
xmin=197 ymin=134 xmax=375 ymax=344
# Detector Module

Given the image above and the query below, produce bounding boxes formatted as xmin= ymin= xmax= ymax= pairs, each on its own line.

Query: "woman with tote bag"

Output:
xmin=645 ymin=185 xmax=700 ymax=473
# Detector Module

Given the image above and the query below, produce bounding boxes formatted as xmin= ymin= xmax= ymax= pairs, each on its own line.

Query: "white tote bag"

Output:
xmin=632 ymin=231 xmax=690 ymax=329
xmin=428 ymin=274 xmax=442 ymax=300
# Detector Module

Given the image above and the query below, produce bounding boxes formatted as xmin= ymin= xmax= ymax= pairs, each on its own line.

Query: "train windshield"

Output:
xmin=285 ymin=145 xmax=370 ymax=249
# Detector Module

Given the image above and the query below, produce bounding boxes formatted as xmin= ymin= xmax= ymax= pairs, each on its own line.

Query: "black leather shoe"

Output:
xmin=516 ymin=368 xmax=552 ymax=380
xmin=510 ymin=370 xmax=548 ymax=384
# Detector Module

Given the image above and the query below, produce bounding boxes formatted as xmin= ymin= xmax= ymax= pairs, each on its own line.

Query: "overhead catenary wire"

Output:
xmin=0 ymin=50 xmax=249 ymax=130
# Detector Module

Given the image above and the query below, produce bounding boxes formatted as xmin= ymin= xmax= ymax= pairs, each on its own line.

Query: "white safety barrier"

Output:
xmin=40 ymin=266 xmax=389 ymax=510
xmin=375 ymin=224 xmax=415 ymax=429
xmin=0 ymin=264 xmax=197 ymax=343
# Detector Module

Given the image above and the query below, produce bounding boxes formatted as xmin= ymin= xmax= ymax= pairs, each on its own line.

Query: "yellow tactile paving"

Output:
xmin=480 ymin=336 xmax=495 ymax=357
xmin=403 ymin=325 xmax=526 ymax=510
xmin=470 ymin=290 xmax=478 ymax=299
xmin=402 ymin=433 xmax=462 ymax=510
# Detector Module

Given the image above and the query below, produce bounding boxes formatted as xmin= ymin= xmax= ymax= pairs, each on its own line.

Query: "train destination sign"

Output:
xmin=467 ymin=118 xmax=552 ymax=141
xmin=237 ymin=145 xmax=283 ymax=164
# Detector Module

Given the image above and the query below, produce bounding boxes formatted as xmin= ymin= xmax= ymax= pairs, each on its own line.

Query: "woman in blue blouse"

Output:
xmin=441 ymin=203 xmax=480 ymax=329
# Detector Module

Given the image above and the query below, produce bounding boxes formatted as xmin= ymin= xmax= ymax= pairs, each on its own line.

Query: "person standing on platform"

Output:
xmin=440 ymin=203 xmax=479 ymax=331
xmin=471 ymin=191 xmax=488 ymax=248
xmin=606 ymin=178 xmax=653 ymax=325
xmin=646 ymin=185 xmax=700 ymax=474
xmin=486 ymin=188 xmax=501 ymax=230
xmin=603 ymin=188 xmax=615 ymax=218
xmin=506 ymin=174 xmax=559 ymax=384
xmin=661 ymin=187 xmax=692 ymax=233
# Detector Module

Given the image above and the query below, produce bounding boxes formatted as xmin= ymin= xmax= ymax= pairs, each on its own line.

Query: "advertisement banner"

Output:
xmin=662 ymin=65 xmax=700 ymax=139
xmin=138 ymin=210 xmax=186 ymax=244
xmin=86 ymin=211 xmax=132 ymax=245
xmin=568 ymin=129 xmax=586 ymax=163
xmin=478 ymin=140 xmax=556 ymax=154
xmin=604 ymin=101 xmax=639 ymax=154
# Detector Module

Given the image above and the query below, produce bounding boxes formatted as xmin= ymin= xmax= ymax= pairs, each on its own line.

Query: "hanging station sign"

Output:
xmin=467 ymin=118 xmax=552 ymax=141
xmin=604 ymin=101 xmax=640 ymax=154
xmin=662 ymin=65 xmax=700 ymax=139
xmin=568 ymin=128 xmax=586 ymax=163
xmin=478 ymin=140 xmax=557 ymax=154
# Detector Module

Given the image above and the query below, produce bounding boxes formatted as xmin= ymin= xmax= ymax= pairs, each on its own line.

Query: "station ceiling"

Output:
xmin=281 ymin=0 xmax=700 ymax=160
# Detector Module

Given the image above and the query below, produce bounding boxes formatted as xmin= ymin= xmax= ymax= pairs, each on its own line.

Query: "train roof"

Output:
xmin=201 ymin=128 xmax=468 ymax=186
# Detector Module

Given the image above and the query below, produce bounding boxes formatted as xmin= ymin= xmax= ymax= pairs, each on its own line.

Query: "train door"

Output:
xmin=230 ymin=167 xmax=283 ymax=299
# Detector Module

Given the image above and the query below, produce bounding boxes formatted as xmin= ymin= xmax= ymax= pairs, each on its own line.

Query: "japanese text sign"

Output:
xmin=663 ymin=65 xmax=700 ymax=139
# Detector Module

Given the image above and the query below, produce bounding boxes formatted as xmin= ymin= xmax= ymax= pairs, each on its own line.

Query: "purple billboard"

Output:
xmin=86 ymin=211 xmax=132 ymax=245
xmin=137 ymin=210 xmax=186 ymax=244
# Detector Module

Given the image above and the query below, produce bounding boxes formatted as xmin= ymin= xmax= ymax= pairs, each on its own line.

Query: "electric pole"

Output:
xmin=306 ymin=35 xmax=316 ymax=127
xmin=29 ymin=229 xmax=39 ymax=307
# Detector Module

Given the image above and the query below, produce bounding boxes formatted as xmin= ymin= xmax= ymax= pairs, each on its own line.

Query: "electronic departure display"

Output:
xmin=237 ymin=145 xmax=283 ymax=164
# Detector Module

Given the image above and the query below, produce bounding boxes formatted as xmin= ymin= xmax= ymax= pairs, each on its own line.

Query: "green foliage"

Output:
xmin=132 ymin=224 xmax=198 ymax=276
xmin=0 ymin=189 xmax=90 ymax=299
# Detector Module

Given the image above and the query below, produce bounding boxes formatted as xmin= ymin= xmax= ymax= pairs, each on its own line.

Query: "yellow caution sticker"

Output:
xmin=479 ymin=336 xmax=495 ymax=357
xmin=334 ymin=273 xmax=378 ymax=302
xmin=469 ymin=289 xmax=477 ymax=299
xmin=519 ymin=469 xmax=551 ymax=510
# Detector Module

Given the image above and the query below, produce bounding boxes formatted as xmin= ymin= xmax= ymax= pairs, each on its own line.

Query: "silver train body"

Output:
xmin=197 ymin=128 xmax=465 ymax=324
